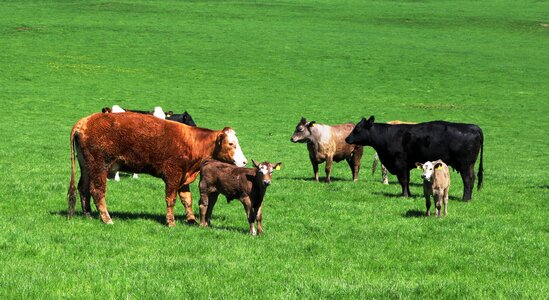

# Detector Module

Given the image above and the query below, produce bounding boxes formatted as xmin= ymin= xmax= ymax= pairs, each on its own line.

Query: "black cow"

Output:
xmin=345 ymin=116 xmax=484 ymax=200
xmin=166 ymin=111 xmax=196 ymax=127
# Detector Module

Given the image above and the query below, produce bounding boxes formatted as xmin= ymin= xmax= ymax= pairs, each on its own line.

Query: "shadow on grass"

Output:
xmin=51 ymin=210 xmax=199 ymax=226
xmin=403 ymin=209 xmax=425 ymax=218
xmin=278 ymin=176 xmax=354 ymax=182
xmin=371 ymin=191 xmax=421 ymax=199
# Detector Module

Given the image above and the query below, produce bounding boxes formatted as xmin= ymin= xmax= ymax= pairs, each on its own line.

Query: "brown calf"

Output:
xmin=290 ymin=117 xmax=363 ymax=183
xmin=198 ymin=159 xmax=281 ymax=235
xmin=67 ymin=112 xmax=247 ymax=226
xmin=416 ymin=160 xmax=451 ymax=217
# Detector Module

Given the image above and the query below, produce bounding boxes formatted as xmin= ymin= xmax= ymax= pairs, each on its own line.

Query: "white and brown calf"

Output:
xmin=290 ymin=117 xmax=363 ymax=183
xmin=198 ymin=159 xmax=281 ymax=235
xmin=416 ymin=160 xmax=451 ymax=217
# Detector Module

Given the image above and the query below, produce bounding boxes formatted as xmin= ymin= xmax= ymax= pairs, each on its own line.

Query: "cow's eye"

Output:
xmin=297 ymin=127 xmax=304 ymax=132
xmin=229 ymin=143 xmax=234 ymax=146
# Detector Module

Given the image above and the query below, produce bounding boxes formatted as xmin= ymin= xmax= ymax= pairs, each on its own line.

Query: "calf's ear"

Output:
xmin=273 ymin=162 xmax=282 ymax=170
xmin=415 ymin=162 xmax=423 ymax=169
xmin=307 ymin=121 xmax=316 ymax=127
xmin=252 ymin=159 xmax=260 ymax=168
xmin=434 ymin=163 xmax=443 ymax=170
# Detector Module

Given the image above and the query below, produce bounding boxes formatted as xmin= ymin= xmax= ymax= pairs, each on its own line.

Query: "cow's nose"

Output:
xmin=263 ymin=180 xmax=271 ymax=186
xmin=421 ymin=175 xmax=426 ymax=179
xmin=243 ymin=160 xmax=248 ymax=166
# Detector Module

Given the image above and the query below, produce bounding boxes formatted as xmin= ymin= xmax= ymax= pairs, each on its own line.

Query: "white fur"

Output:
xmin=259 ymin=165 xmax=269 ymax=175
xmin=421 ymin=161 xmax=434 ymax=182
xmin=153 ymin=106 xmax=166 ymax=119
xmin=111 ymin=105 xmax=125 ymax=113
xmin=226 ymin=129 xmax=247 ymax=167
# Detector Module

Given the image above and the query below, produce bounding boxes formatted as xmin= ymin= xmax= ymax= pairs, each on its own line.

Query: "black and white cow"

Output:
xmin=345 ymin=116 xmax=484 ymax=200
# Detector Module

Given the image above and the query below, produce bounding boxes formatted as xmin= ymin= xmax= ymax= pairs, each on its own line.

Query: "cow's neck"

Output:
xmin=368 ymin=124 xmax=390 ymax=151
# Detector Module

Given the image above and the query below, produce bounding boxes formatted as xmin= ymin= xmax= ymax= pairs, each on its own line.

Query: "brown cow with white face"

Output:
xmin=67 ymin=112 xmax=247 ymax=227
xmin=198 ymin=159 xmax=281 ymax=235
xmin=290 ymin=117 xmax=363 ymax=183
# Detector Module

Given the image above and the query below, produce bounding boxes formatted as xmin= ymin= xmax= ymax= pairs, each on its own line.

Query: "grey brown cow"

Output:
xmin=198 ymin=159 xmax=281 ymax=235
xmin=290 ymin=117 xmax=363 ymax=183
xmin=416 ymin=160 xmax=451 ymax=217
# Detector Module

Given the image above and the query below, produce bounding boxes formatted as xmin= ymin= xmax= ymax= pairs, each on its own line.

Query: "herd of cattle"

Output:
xmin=67 ymin=106 xmax=484 ymax=234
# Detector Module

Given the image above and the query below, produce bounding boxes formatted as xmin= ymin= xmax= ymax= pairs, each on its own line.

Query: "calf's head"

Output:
xmin=252 ymin=160 xmax=282 ymax=186
xmin=345 ymin=115 xmax=375 ymax=145
xmin=415 ymin=160 xmax=444 ymax=182
xmin=214 ymin=127 xmax=247 ymax=167
xmin=290 ymin=117 xmax=316 ymax=143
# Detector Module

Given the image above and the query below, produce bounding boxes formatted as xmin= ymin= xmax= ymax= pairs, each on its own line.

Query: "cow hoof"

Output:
xmin=105 ymin=220 xmax=113 ymax=225
xmin=167 ymin=222 xmax=176 ymax=228
xmin=186 ymin=218 xmax=197 ymax=225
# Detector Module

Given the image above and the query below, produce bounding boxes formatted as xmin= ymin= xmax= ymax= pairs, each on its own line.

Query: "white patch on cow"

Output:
xmin=153 ymin=106 xmax=166 ymax=119
xmin=312 ymin=124 xmax=332 ymax=145
xmin=259 ymin=165 xmax=269 ymax=175
xmin=114 ymin=171 xmax=121 ymax=181
xmin=422 ymin=161 xmax=434 ymax=182
xmin=132 ymin=173 xmax=139 ymax=179
xmin=226 ymin=129 xmax=247 ymax=167
xmin=111 ymin=105 xmax=125 ymax=113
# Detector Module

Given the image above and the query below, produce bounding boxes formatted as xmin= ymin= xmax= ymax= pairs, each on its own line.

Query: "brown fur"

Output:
xmin=198 ymin=159 xmax=281 ymax=235
xmin=291 ymin=118 xmax=363 ymax=183
xmin=67 ymin=112 xmax=242 ymax=226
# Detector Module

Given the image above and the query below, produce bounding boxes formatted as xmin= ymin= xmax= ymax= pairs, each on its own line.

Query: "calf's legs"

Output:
xmin=199 ymin=192 xmax=219 ymax=227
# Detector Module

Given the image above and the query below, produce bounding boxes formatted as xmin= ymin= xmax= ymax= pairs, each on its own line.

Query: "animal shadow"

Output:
xmin=403 ymin=209 xmax=425 ymax=218
xmin=279 ymin=176 xmax=352 ymax=182
xmin=372 ymin=191 xmax=421 ymax=199
xmin=53 ymin=210 xmax=199 ymax=226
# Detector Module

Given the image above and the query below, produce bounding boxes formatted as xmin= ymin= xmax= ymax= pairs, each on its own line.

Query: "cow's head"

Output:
xmin=415 ymin=160 xmax=443 ymax=182
xmin=345 ymin=115 xmax=375 ymax=145
xmin=290 ymin=117 xmax=317 ymax=143
xmin=252 ymin=160 xmax=282 ymax=187
xmin=181 ymin=111 xmax=196 ymax=127
xmin=214 ymin=127 xmax=247 ymax=167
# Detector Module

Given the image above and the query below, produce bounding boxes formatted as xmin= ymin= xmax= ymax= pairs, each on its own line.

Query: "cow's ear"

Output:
xmin=300 ymin=117 xmax=307 ymax=124
xmin=273 ymin=162 xmax=282 ymax=171
xmin=366 ymin=116 xmax=375 ymax=127
xmin=434 ymin=163 xmax=443 ymax=170
xmin=166 ymin=111 xmax=173 ymax=117
xmin=216 ymin=132 xmax=226 ymax=146
xmin=415 ymin=162 xmax=423 ymax=169
xmin=252 ymin=159 xmax=260 ymax=168
xmin=307 ymin=121 xmax=316 ymax=128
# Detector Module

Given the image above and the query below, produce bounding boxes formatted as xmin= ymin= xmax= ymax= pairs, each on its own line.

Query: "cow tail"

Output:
xmin=477 ymin=133 xmax=484 ymax=191
xmin=372 ymin=152 xmax=379 ymax=176
xmin=67 ymin=127 xmax=78 ymax=218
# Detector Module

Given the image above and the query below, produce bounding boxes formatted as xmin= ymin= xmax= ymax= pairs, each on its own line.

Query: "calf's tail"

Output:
xmin=67 ymin=127 xmax=78 ymax=218
xmin=477 ymin=133 xmax=484 ymax=191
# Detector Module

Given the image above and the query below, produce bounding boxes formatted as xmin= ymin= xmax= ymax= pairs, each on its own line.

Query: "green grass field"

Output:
xmin=1 ymin=0 xmax=548 ymax=298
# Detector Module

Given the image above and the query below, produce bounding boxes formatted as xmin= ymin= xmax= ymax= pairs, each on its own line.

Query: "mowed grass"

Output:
xmin=0 ymin=0 xmax=548 ymax=298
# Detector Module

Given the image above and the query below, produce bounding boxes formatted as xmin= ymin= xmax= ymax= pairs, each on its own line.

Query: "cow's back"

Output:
xmin=394 ymin=121 xmax=483 ymax=169
xmin=200 ymin=160 xmax=254 ymax=199
xmin=331 ymin=123 xmax=359 ymax=161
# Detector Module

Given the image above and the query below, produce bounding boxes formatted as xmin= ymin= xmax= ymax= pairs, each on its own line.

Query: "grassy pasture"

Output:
xmin=0 ymin=0 xmax=548 ymax=298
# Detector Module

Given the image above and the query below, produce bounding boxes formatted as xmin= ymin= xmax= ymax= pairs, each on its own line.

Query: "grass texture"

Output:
xmin=0 ymin=0 xmax=548 ymax=298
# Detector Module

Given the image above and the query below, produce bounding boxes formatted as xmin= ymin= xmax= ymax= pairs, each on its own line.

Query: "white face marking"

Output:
xmin=422 ymin=161 xmax=434 ymax=182
xmin=226 ymin=129 xmax=247 ymax=167
xmin=153 ymin=106 xmax=166 ymax=119
xmin=259 ymin=165 xmax=269 ymax=175
xmin=111 ymin=105 xmax=125 ymax=113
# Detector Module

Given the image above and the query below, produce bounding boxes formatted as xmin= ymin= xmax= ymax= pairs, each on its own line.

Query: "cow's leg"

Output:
xmin=200 ymin=192 xmax=218 ymax=227
xmin=325 ymin=156 xmax=333 ymax=183
xmin=256 ymin=204 xmax=264 ymax=235
xmin=199 ymin=189 xmax=209 ymax=227
xmin=444 ymin=188 xmax=449 ymax=216
xmin=179 ymin=185 xmax=196 ymax=224
xmin=241 ymin=196 xmax=257 ymax=235
xmin=434 ymin=193 xmax=442 ymax=218
xmin=349 ymin=147 xmax=363 ymax=181
xmin=381 ymin=164 xmax=389 ymax=185
xmin=423 ymin=184 xmax=431 ymax=216
xmin=78 ymin=174 xmax=92 ymax=217
xmin=309 ymin=156 xmax=319 ymax=181
xmin=461 ymin=164 xmax=475 ymax=201
xmin=164 ymin=182 xmax=179 ymax=227
xmin=89 ymin=171 xmax=112 ymax=224
xmin=397 ymin=170 xmax=411 ymax=197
